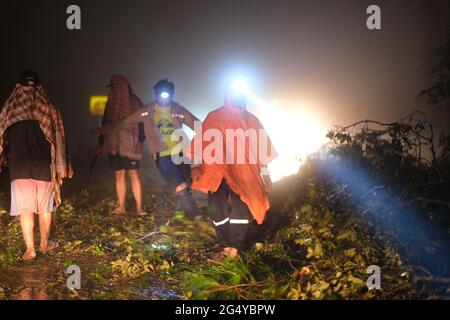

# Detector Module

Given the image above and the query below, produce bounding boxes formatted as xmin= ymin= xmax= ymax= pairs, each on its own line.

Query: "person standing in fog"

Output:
xmin=0 ymin=70 xmax=73 ymax=260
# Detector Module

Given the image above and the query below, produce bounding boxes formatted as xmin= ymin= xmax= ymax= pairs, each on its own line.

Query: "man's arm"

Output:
xmin=93 ymin=107 xmax=148 ymax=135
xmin=175 ymin=104 xmax=200 ymax=131
xmin=0 ymin=129 xmax=10 ymax=168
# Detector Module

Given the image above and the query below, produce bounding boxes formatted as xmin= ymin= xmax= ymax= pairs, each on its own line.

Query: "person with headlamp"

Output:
xmin=150 ymin=79 xmax=200 ymax=218
xmin=92 ymin=79 xmax=200 ymax=218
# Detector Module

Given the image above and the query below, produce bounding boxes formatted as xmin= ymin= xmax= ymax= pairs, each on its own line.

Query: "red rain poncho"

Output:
xmin=187 ymin=90 xmax=277 ymax=224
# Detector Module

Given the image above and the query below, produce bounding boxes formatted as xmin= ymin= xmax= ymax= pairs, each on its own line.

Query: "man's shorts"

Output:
xmin=10 ymin=179 xmax=54 ymax=216
xmin=108 ymin=155 xmax=140 ymax=171
xmin=155 ymin=155 xmax=191 ymax=188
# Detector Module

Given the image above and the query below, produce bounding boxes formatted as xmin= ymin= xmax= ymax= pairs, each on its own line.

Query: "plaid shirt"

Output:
xmin=99 ymin=75 xmax=143 ymax=160
xmin=0 ymin=84 xmax=73 ymax=208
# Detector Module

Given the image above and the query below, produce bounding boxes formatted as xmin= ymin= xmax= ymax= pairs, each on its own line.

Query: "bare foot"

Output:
xmin=227 ymin=248 xmax=239 ymax=260
xmin=20 ymin=249 xmax=37 ymax=261
xmin=113 ymin=207 xmax=126 ymax=215
xmin=41 ymin=240 xmax=59 ymax=254
xmin=215 ymin=247 xmax=232 ymax=260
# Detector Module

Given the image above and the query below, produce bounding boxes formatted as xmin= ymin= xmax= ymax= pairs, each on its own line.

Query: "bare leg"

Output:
xmin=19 ymin=212 xmax=36 ymax=260
xmin=128 ymin=169 xmax=143 ymax=213
xmin=114 ymin=170 xmax=127 ymax=213
xmin=39 ymin=212 xmax=58 ymax=253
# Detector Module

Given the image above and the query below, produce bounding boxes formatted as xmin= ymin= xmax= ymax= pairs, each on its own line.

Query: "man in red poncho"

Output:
xmin=187 ymin=82 xmax=277 ymax=259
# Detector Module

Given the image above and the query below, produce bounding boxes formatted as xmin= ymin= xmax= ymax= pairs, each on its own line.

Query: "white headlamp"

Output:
xmin=160 ymin=91 xmax=170 ymax=99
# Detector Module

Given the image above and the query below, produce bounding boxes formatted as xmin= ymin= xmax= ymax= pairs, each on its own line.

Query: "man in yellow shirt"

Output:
xmin=93 ymin=79 xmax=200 ymax=218
xmin=151 ymin=80 xmax=200 ymax=218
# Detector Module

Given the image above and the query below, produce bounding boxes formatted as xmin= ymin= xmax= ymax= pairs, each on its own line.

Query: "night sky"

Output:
xmin=0 ymin=0 xmax=448 ymax=151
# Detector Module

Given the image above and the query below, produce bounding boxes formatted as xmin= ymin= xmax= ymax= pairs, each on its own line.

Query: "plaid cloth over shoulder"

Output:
xmin=100 ymin=75 xmax=144 ymax=160
xmin=0 ymin=84 xmax=73 ymax=209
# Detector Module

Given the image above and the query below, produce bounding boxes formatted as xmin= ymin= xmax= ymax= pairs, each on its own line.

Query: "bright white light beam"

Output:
xmin=230 ymin=78 xmax=248 ymax=94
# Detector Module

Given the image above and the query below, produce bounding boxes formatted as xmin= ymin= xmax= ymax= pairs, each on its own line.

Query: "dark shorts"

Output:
xmin=108 ymin=155 xmax=140 ymax=171
xmin=155 ymin=155 xmax=191 ymax=188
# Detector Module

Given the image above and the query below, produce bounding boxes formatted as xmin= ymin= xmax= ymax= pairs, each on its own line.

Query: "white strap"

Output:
xmin=213 ymin=217 xmax=230 ymax=226
xmin=230 ymin=219 xmax=250 ymax=224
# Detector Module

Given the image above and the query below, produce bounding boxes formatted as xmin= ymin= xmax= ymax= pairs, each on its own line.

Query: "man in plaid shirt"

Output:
xmin=0 ymin=70 xmax=72 ymax=261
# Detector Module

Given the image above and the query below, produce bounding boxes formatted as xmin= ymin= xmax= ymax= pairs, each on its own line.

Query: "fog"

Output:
xmin=1 ymin=0 xmax=448 ymax=157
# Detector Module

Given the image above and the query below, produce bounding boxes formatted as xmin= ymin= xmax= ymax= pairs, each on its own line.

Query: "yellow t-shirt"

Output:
xmin=153 ymin=105 xmax=182 ymax=157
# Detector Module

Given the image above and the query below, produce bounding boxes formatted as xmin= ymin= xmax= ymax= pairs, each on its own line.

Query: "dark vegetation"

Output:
xmin=0 ymin=109 xmax=449 ymax=299
xmin=1 ymin=40 xmax=450 ymax=299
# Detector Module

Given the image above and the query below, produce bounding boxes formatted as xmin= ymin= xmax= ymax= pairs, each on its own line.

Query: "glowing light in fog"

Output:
xmin=249 ymin=98 xmax=328 ymax=182
xmin=217 ymin=74 xmax=328 ymax=181
xmin=230 ymin=78 xmax=248 ymax=94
